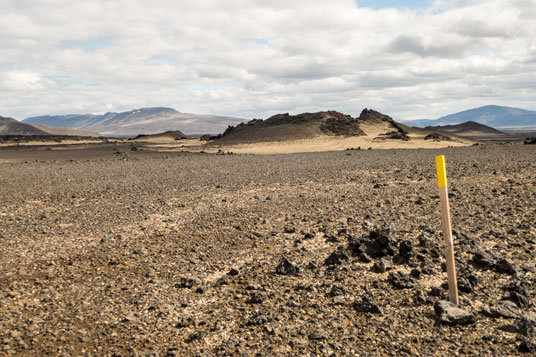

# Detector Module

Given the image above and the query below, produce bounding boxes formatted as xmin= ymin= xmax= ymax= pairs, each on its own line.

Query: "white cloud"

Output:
xmin=0 ymin=0 xmax=535 ymax=122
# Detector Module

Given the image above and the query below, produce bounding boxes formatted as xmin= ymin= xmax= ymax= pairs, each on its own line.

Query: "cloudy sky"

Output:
xmin=1 ymin=0 xmax=535 ymax=121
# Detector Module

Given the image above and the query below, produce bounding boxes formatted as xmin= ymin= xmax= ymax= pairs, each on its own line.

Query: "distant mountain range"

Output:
xmin=0 ymin=116 xmax=99 ymax=136
xmin=404 ymin=105 xmax=536 ymax=128
xmin=23 ymin=107 xmax=245 ymax=136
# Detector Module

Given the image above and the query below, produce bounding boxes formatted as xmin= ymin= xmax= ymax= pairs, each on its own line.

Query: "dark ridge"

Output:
xmin=208 ymin=110 xmax=380 ymax=145
xmin=359 ymin=109 xmax=410 ymax=141
xmin=130 ymin=130 xmax=190 ymax=140
xmin=424 ymin=132 xmax=455 ymax=142
xmin=424 ymin=121 xmax=506 ymax=135
xmin=0 ymin=135 xmax=106 ymax=144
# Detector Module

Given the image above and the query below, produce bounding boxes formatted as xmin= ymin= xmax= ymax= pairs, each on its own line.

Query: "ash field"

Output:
xmin=1 ymin=142 xmax=536 ymax=356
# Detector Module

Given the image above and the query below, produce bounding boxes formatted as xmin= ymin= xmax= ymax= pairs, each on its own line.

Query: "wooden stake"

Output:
xmin=435 ymin=155 xmax=459 ymax=305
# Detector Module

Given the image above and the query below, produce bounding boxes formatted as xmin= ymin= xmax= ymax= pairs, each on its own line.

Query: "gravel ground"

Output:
xmin=1 ymin=143 xmax=535 ymax=356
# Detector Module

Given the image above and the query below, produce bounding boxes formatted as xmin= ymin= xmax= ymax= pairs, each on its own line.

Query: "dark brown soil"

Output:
xmin=0 ymin=142 xmax=535 ymax=356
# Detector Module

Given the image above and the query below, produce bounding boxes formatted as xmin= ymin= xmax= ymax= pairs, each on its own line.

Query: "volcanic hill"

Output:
xmin=210 ymin=109 xmax=409 ymax=145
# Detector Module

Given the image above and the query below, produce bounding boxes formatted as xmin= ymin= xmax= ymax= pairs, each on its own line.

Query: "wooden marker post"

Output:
xmin=435 ymin=155 xmax=459 ymax=305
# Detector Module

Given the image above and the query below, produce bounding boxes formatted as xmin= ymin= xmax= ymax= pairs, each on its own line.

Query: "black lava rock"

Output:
xmin=519 ymin=339 xmax=536 ymax=353
xmin=177 ymin=277 xmax=201 ymax=289
xmin=247 ymin=292 xmax=264 ymax=304
xmin=325 ymin=247 xmax=351 ymax=266
xmin=245 ymin=312 xmax=272 ymax=326
xmin=481 ymin=300 xmax=519 ymax=319
xmin=387 ymin=271 xmax=415 ymax=289
xmin=471 ymin=250 xmax=499 ymax=270
xmin=276 ymin=257 xmax=300 ymax=276
xmin=434 ymin=300 xmax=476 ymax=326
xmin=371 ymin=257 xmax=393 ymax=273
xmin=495 ymin=258 xmax=519 ymax=275
xmin=399 ymin=240 xmax=414 ymax=260
xmin=353 ymin=295 xmax=382 ymax=315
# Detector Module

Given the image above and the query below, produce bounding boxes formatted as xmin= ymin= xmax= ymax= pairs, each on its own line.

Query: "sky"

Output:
xmin=1 ymin=0 xmax=536 ymax=121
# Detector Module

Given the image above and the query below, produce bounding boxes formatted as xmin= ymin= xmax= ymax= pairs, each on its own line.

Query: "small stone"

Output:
xmin=399 ymin=240 xmax=414 ymax=259
xmin=123 ymin=312 xmax=137 ymax=323
xmin=246 ymin=311 xmax=271 ymax=326
xmin=228 ymin=268 xmax=239 ymax=276
xmin=359 ymin=252 xmax=372 ymax=263
xmin=275 ymin=257 xmax=300 ymax=276
xmin=307 ymin=261 xmax=318 ymax=270
xmin=308 ymin=329 xmax=326 ymax=340
xmin=353 ymin=295 xmax=382 ymax=315
xmin=332 ymin=296 xmax=346 ymax=305
xmin=284 ymin=226 xmax=296 ymax=234
xmin=471 ymin=250 xmax=499 ymax=270
xmin=388 ymin=271 xmax=415 ymax=289
xmin=434 ymin=301 xmax=475 ymax=326
xmin=177 ymin=277 xmax=201 ymax=288
xmin=495 ymin=258 xmax=518 ymax=275
xmin=371 ymin=257 xmax=393 ymax=273
xmin=514 ymin=313 xmax=536 ymax=337
xmin=325 ymin=247 xmax=351 ymax=266
xmin=185 ymin=331 xmax=204 ymax=343
xmin=328 ymin=285 xmax=345 ymax=297
xmin=247 ymin=292 xmax=264 ymax=304
xmin=214 ymin=275 xmax=230 ymax=287
xmin=519 ymin=339 xmax=536 ymax=353
xmin=410 ymin=268 xmax=422 ymax=278
xmin=482 ymin=301 xmax=520 ymax=319
xmin=413 ymin=291 xmax=428 ymax=304
xmin=195 ymin=286 xmax=207 ymax=294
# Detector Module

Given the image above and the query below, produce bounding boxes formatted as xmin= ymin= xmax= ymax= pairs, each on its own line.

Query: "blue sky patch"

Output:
xmin=84 ymin=40 xmax=111 ymax=51
xmin=355 ymin=0 xmax=435 ymax=10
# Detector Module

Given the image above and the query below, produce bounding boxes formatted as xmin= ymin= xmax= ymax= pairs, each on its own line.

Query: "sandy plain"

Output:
xmin=0 ymin=140 xmax=535 ymax=356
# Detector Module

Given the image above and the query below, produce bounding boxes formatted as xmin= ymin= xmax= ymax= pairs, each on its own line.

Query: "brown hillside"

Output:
xmin=32 ymin=123 xmax=100 ymax=137
xmin=0 ymin=116 xmax=50 ymax=136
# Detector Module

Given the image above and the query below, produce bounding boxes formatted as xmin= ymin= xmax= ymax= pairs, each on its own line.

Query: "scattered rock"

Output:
xmin=177 ymin=277 xmax=201 ymax=289
xmin=482 ymin=300 xmax=519 ymax=319
xmin=247 ymin=292 xmax=264 ymax=304
xmin=325 ymin=247 xmax=351 ymax=265
xmin=245 ymin=311 xmax=272 ymax=326
xmin=398 ymin=240 xmax=414 ymax=260
xmin=328 ymin=285 xmax=346 ymax=297
xmin=519 ymin=339 xmax=536 ymax=353
xmin=495 ymin=258 xmax=518 ymax=275
xmin=275 ymin=257 xmax=300 ymax=276
xmin=185 ymin=331 xmax=204 ymax=343
xmin=308 ymin=329 xmax=327 ymax=340
xmin=503 ymin=279 xmax=533 ymax=307
xmin=514 ymin=313 xmax=536 ymax=337
xmin=388 ymin=271 xmax=415 ymax=289
xmin=284 ymin=226 xmax=296 ymax=234
xmin=228 ymin=268 xmax=239 ymax=276
xmin=471 ymin=250 xmax=499 ymax=270
xmin=353 ymin=295 xmax=382 ymax=315
xmin=371 ymin=257 xmax=393 ymax=273
xmin=434 ymin=301 xmax=476 ymax=326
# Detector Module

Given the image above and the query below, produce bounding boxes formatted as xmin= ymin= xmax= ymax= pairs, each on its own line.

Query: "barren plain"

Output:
xmin=1 ymin=142 xmax=535 ymax=356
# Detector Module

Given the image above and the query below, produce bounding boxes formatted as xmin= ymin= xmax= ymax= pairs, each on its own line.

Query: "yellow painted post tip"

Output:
xmin=435 ymin=155 xmax=447 ymax=188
